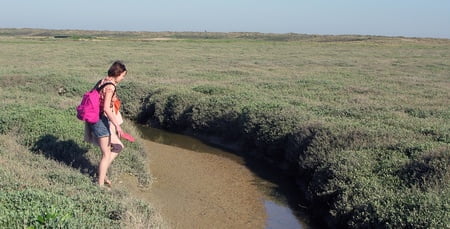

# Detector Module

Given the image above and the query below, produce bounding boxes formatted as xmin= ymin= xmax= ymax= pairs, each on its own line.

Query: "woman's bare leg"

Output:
xmin=104 ymin=152 xmax=119 ymax=186
xmin=98 ymin=136 xmax=112 ymax=186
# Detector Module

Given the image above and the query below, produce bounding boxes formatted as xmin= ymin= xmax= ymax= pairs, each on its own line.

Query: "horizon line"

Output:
xmin=1 ymin=27 xmax=449 ymax=40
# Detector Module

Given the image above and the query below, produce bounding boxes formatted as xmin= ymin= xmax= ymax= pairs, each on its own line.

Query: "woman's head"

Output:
xmin=108 ymin=61 xmax=127 ymax=77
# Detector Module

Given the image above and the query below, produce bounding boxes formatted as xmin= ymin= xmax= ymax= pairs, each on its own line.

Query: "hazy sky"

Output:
xmin=1 ymin=0 xmax=449 ymax=38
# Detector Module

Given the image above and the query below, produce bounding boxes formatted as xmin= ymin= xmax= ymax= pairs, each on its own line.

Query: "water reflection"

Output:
xmin=139 ymin=126 xmax=244 ymax=163
xmin=265 ymin=200 xmax=303 ymax=229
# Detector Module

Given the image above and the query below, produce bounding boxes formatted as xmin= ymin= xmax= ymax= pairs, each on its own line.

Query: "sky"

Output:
xmin=1 ymin=0 xmax=449 ymax=39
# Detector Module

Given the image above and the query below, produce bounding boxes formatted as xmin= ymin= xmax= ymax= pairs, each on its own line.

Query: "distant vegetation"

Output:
xmin=0 ymin=28 xmax=449 ymax=228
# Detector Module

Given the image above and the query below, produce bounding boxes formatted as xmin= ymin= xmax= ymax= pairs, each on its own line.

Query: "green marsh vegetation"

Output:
xmin=0 ymin=30 xmax=162 ymax=228
xmin=1 ymin=28 xmax=449 ymax=228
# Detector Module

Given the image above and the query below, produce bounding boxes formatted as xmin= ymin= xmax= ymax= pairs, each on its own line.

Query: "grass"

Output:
xmin=0 ymin=131 xmax=162 ymax=228
xmin=0 ymin=28 xmax=449 ymax=228
xmin=0 ymin=30 xmax=164 ymax=228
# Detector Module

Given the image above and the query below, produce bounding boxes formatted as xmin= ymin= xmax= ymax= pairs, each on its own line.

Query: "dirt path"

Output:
xmin=123 ymin=140 xmax=267 ymax=229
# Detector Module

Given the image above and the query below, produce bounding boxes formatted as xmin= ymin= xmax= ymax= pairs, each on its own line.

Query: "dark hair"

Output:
xmin=108 ymin=61 xmax=127 ymax=77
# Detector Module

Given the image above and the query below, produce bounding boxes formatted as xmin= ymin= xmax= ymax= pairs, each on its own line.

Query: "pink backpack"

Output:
xmin=76 ymin=81 xmax=115 ymax=124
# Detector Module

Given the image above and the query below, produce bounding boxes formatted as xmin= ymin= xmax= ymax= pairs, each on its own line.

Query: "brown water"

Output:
xmin=123 ymin=126 xmax=312 ymax=229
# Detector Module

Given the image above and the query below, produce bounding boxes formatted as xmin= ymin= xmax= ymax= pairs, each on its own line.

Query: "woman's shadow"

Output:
xmin=32 ymin=134 xmax=96 ymax=177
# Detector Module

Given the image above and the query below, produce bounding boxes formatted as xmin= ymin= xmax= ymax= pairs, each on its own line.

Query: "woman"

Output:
xmin=85 ymin=61 xmax=127 ymax=187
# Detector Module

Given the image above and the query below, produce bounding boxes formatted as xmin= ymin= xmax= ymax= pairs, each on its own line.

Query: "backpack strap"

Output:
xmin=92 ymin=80 xmax=102 ymax=90
xmin=97 ymin=82 xmax=116 ymax=91
xmin=94 ymin=80 xmax=116 ymax=96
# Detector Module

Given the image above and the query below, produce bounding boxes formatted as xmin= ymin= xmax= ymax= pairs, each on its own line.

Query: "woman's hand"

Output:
xmin=116 ymin=124 xmax=123 ymax=138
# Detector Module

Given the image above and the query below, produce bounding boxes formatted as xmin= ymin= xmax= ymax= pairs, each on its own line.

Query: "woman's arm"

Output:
xmin=102 ymin=85 xmax=123 ymax=137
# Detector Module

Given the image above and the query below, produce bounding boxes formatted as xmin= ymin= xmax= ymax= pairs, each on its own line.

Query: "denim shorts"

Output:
xmin=89 ymin=115 xmax=110 ymax=138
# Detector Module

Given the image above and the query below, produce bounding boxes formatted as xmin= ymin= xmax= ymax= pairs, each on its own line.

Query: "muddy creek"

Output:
xmin=123 ymin=126 xmax=312 ymax=229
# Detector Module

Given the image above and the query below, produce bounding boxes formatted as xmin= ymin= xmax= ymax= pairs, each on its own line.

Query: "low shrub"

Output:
xmin=0 ymin=74 xmax=88 ymax=98
xmin=399 ymin=147 xmax=450 ymax=190
xmin=192 ymin=84 xmax=230 ymax=95
xmin=117 ymin=81 xmax=154 ymax=118
xmin=0 ymin=104 xmax=81 ymax=147
xmin=135 ymin=89 xmax=449 ymax=228
xmin=0 ymin=188 xmax=124 ymax=228
xmin=356 ymin=187 xmax=450 ymax=228
xmin=130 ymin=87 xmax=197 ymax=130
xmin=191 ymin=95 xmax=241 ymax=139
xmin=162 ymin=92 xmax=196 ymax=130
xmin=238 ymin=102 xmax=309 ymax=158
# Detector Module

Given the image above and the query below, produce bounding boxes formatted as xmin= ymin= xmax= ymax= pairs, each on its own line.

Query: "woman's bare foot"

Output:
xmin=105 ymin=177 xmax=112 ymax=187
xmin=98 ymin=184 xmax=111 ymax=191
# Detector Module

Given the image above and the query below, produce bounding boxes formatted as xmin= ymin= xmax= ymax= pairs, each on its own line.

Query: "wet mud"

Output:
xmin=121 ymin=127 xmax=309 ymax=229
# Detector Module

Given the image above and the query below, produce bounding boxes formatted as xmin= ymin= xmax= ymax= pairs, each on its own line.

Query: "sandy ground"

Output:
xmin=123 ymin=140 xmax=267 ymax=229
